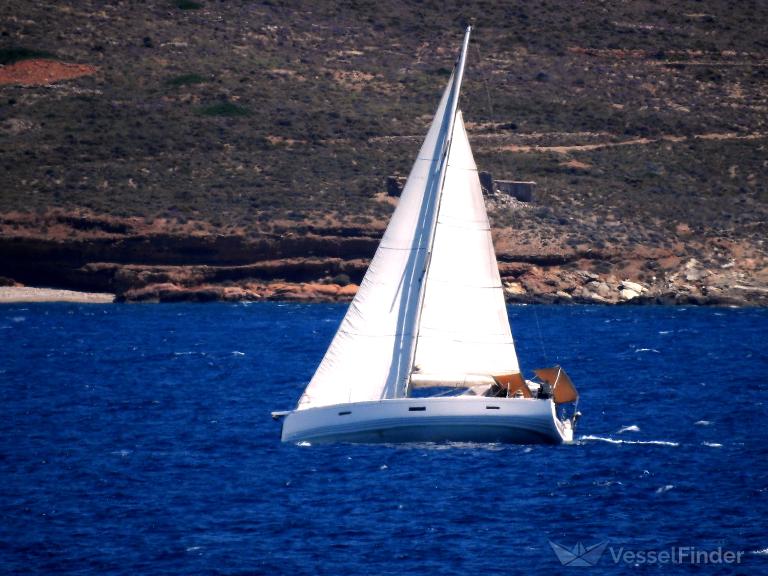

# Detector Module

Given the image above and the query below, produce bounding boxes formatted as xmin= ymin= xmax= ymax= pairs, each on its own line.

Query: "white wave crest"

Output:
xmin=655 ymin=484 xmax=675 ymax=494
xmin=702 ymin=442 xmax=723 ymax=448
xmin=617 ymin=425 xmax=640 ymax=434
xmin=579 ymin=435 xmax=679 ymax=447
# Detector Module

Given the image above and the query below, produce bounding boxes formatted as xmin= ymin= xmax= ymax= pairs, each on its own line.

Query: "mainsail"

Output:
xmin=297 ymin=27 xmax=518 ymax=410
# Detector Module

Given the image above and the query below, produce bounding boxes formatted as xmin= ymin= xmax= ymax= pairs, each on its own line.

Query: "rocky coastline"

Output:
xmin=2 ymin=212 xmax=765 ymax=306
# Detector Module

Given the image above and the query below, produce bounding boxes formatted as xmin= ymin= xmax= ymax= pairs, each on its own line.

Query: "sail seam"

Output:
xmin=335 ymin=330 xmax=417 ymax=337
xmin=421 ymin=279 xmax=503 ymax=288
xmin=433 ymin=221 xmax=492 ymax=230
xmin=377 ymin=245 xmax=429 ymax=251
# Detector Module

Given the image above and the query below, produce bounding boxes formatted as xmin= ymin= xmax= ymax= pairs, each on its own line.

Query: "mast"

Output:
xmin=400 ymin=26 xmax=472 ymax=398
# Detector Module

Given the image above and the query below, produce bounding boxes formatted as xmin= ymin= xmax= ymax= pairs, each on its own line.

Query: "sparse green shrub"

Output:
xmin=695 ymin=67 xmax=723 ymax=83
xmin=429 ymin=67 xmax=451 ymax=76
xmin=332 ymin=273 xmax=351 ymax=286
xmin=0 ymin=47 xmax=54 ymax=65
xmin=175 ymin=0 xmax=202 ymax=9
xmin=167 ymin=73 xmax=206 ymax=87
xmin=197 ymin=102 xmax=250 ymax=117
xmin=593 ymin=260 xmax=612 ymax=275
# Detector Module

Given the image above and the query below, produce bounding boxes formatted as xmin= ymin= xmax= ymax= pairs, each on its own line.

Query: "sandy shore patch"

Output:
xmin=0 ymin=287 xmax=115 ymax=303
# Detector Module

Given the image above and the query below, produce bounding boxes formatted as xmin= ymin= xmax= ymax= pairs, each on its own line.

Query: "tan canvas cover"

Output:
xmin=534 ymin=366 xmax=579 ymax=404
xmin=493 ymin=373 xmax=532 ymax=398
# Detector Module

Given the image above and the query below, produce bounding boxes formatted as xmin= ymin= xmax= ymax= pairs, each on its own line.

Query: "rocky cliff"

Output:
xmin=2 ymin=210 xmax=765 ymax=305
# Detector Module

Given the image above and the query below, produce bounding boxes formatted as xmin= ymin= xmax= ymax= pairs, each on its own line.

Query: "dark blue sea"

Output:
xmin=1 ymin=303 xmax=766 ymax=575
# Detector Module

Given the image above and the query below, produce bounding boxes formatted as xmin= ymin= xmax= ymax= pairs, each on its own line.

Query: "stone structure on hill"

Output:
xmin=495 ymin=180 xmax=536 ymax=202
xmin=479 ymin=171 xmax=494 ymax=196
xmin=389 ymin=172 xmax=535 ymax=202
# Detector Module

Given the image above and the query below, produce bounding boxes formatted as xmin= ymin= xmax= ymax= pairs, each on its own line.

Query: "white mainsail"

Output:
xmin=297 ymin=27 xmax=517 ymax=410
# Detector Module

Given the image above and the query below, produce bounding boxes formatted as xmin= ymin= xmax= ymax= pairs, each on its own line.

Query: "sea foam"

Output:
xmin=580 ymin=435 xmax=679 ymax=447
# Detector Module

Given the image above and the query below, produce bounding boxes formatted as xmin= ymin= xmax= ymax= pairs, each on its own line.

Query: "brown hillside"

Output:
xmin=0 ymin=1 xmax=766 ymax=303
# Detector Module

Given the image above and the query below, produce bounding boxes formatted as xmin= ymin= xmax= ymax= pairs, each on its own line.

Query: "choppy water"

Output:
xmin=1 ymin=303 xmax=766 ymax=574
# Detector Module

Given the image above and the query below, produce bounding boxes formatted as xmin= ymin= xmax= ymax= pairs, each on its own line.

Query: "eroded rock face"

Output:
xmin=0 ymin=212 xmax=765 ymax=306
xmin=119 ymin=281 xmax=358 ymax=303
xmin=0 ymin=219 xmax=374 ymax=303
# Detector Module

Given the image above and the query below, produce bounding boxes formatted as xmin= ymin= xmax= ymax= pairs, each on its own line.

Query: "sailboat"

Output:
xmin=273 ymin=27 xmax=580 ymax=444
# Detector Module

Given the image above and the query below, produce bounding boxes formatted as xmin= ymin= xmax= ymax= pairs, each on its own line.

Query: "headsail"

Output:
xmin=410 ymin=111 xmax=520 ymax=388
xmin=298 ymin=27 xmax=506 ymax=410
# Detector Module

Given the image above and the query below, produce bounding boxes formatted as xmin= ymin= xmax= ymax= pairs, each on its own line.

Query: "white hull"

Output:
xmin=280 ymin=397 xmax=572 ymax=445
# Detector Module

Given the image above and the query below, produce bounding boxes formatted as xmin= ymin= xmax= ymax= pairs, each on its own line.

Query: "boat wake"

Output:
xmin=394 ymin=441 xmax=508 ymax=451
xmin=579 ymin=435 xmax=679 ymax=447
